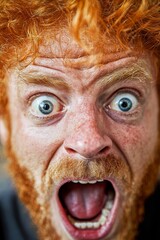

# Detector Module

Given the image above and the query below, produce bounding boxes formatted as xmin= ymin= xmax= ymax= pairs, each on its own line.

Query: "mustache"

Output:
xmin=42 ymin=154 xmax=132 ymax=194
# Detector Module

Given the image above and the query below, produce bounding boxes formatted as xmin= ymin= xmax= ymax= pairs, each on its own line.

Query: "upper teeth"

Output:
xmin=72 ymin=180 xmax=104 ymax=184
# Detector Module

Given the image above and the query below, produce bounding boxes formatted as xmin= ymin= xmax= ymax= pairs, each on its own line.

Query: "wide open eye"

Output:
xmin=30 ymin=95 xmax=64 ymax=117
xmin=109 ymin=93 xmax=138 ymax=112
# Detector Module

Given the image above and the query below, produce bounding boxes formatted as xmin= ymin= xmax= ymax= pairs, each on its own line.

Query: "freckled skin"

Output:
xmin=2 ymin=32 xmax=160 ymax=240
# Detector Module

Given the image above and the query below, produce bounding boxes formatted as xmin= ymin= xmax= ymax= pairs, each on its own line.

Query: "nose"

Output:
xmin=64 ymin=112 xmax=112 ymax=159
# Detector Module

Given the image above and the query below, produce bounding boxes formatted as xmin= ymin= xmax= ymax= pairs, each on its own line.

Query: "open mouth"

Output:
xmin=57 ymin=179 xmax=118 ymax=240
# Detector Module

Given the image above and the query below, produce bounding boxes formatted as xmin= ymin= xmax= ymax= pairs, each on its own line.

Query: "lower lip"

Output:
xmin=55 ymin=181 xmax=119 ymax=240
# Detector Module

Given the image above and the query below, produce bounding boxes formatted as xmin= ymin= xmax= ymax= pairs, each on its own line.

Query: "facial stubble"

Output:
xmin=5 ymin=134 xmax=160 ymax=240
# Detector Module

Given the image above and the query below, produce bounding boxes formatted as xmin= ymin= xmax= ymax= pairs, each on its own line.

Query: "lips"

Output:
xmin=57 ymin=179 xmax=118 ymax=240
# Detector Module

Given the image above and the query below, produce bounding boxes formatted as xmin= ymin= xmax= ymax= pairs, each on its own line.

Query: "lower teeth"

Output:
xmin=68 ymin=195 xmax=114 ymax=230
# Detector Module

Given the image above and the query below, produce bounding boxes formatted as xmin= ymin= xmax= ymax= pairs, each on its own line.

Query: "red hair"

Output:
xmin=0 ymin=0 xmax=160 ymax=115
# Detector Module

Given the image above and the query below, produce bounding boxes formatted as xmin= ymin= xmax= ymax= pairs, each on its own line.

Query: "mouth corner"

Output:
xmin=56 ymin=179 xmax=118 ymax=240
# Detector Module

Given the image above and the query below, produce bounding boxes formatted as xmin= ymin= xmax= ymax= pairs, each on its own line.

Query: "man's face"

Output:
xmin=4 ymin=33 xmax=159 ymax=240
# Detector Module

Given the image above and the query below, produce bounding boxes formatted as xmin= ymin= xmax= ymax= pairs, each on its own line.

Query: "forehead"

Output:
xmin=37 ymin=30 xmax=157 ymax=69
xmin=38 ymin=30 xmax=136 ymax=65
xmin=13 ymin=30 xmax=158 ymax=91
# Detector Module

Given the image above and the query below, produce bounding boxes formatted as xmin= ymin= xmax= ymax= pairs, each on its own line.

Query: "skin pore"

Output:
xmin=2 ymin=32 xmax=160 ymax=240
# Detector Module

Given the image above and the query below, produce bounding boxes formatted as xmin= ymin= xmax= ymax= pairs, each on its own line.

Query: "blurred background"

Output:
xmin=0 ymin=143 xmax=9 ymax=183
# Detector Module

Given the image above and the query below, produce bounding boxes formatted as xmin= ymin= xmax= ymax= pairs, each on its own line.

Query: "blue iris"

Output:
xmin=118 ymin=97 xmax=133 ymax=112
xmin=39 ymin=100 xmax=53 ymax=115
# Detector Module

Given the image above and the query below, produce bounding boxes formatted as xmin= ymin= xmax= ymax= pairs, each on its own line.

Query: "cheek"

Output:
xmin=121 ymin=126 xmax=156 ymax=158
xmin=112 ymin=115 xmax=158 ymax=176
xmin=10 ymin=117 xmax=63 ymax=177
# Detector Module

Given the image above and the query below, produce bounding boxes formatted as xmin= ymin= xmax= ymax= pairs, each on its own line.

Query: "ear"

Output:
xmin=0 ymin=118 xmax=8 ymax=146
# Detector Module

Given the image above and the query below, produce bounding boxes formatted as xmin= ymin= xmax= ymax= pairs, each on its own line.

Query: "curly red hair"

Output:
xmin=0 ymin=0 xmax=160 ymax=116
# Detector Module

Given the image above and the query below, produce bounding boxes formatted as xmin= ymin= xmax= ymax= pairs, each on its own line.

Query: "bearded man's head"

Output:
xmin=0 ymin=1 xmax=160 ymax=240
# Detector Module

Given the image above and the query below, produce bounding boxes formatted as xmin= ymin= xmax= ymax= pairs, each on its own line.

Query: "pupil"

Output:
xmin=118 ymin=98 xmax=132 ymax=112
xmin=39 ymin=100 xmax=53 ymax=114
xmin=43 ymin=103 xmax=50 ymax=110
xmin=121 ymin=102 xmax=128 ymax=108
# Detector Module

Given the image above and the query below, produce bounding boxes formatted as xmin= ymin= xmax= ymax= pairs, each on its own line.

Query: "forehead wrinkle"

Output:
xmin=96 ymin=61 xmax=153 ymax=89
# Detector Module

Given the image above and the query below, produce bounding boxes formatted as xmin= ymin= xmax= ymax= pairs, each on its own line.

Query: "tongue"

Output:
xmin=60 ymin=182 xmax=107 ymax=220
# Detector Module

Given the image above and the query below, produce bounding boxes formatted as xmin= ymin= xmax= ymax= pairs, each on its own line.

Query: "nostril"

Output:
xmin=65 ymin=147 xmax=77 ymax=155
xmin=64 ymin=135 xmax=112 ymax=158
xmin=99 ymin=146 xmax=110 ymax=155
xmin=64 ymin=145 xmax=111 ymax=159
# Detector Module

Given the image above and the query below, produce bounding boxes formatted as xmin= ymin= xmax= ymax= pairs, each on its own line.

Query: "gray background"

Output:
xmin=0 ymin=144 xmax=8 ymax=181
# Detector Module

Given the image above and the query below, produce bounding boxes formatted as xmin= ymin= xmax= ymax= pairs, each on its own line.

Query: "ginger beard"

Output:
xmin=5 ymin=130 xmax=160 ymax=240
